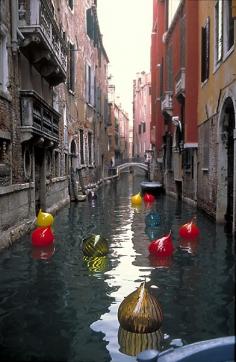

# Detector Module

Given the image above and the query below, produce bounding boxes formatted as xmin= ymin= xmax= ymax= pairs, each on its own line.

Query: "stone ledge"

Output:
xmin=0 ymin=196 xmax=70 ymax=251
xmin=0 ymin=182 xmax=34 ymax=195
xmin=0 ymin=218 xmax=35 ymax=251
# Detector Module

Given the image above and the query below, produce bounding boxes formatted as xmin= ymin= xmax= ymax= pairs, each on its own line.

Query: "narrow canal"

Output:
xmin=0 ymin=173 xmax=235 ymax=362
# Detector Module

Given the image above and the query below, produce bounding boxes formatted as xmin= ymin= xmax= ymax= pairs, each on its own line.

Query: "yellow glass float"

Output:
xmin=37 ymin=209 xmax=54 ymax=227
xmin=83 ymin=256 xmax=109 ymax=273
xmin=118 ymin=327 xmax=163 ymax=356
xmin=118 ymin=281 xmax=163 ymax=333
xmin=131 ymin=192 xmax=142 ymax=206
xmin=82 ymin=234 xmax=109 ymax=257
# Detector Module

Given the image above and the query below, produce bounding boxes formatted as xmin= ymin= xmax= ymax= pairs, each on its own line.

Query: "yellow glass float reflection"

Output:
xmin=82 ymin=234 xmax=109 ymax=257
xmin=118 ymin=281 xmax=163 ymax=333
xmin=118 ymin=327 xmax=163 ymax=357
xmin=131 ymin=192 xmax=142 ymax=206
xmin=37 ymin=209 xmax=54 ymax=227
xmin=83 ymin=256 xmax=109 ymax=273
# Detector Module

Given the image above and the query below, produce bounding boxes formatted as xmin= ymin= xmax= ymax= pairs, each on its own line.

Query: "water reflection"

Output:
xmin=0 ymin=173 xmax=235 ymax=362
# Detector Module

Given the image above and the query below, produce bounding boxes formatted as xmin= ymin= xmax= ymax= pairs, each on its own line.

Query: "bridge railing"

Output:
xmin=114 ymin=157 xmax=146 ymax=166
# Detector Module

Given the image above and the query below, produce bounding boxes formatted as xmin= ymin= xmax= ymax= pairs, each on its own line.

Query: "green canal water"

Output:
xmin=0 ymin=173 xmax=235 ymax=362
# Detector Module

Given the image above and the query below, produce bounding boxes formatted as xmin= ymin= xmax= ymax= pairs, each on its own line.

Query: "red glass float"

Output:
xmin=148 ymin=231 xmax=174 ymax=257
xmin=31 ymin=226 xmax=54 ymax=247
xmin=143 ymin=193 xmax=155 ymax=203
xmin=179 ymin=218 xmax=200 ymax=240
xmin=31 ymin=244 xmax=55 ymax=260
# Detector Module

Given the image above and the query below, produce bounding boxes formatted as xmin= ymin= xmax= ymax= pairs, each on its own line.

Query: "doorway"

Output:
xmin=217 ymin=97 xmax=235 ymax=233
xmin=34 ymin=147 xmax=45 ymax=215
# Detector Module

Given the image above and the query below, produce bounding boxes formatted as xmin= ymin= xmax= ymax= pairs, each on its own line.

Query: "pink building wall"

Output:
xmin=133 ymin=72 xmax=151 ymax=158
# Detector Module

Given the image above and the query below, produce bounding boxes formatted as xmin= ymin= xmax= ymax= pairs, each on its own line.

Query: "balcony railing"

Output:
xmin=20 ymin=90 xmax=60 ymax=144
xmin=161 ymin=91 xmax=173 ymax=116
xmin=175 ymin=68 xmax=185 ymax=100
xmin=18 ymin=0 xmax=67 ymax=86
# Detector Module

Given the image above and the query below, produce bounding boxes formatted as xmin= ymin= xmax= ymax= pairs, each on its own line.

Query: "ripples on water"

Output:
xmin=0 ymin=173 xmax=235 ymax=362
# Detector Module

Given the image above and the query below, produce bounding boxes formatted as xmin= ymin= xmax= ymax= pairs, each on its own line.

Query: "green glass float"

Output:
xmin=82 ymin=234 xmax=109 ymax=257
xmin=83 ymin=255 xmax=109 ymax=273
xmin=118 ymin=326 xmax=163 ymax=356
xmin=118 ymin=281 xmax=163 ymax=333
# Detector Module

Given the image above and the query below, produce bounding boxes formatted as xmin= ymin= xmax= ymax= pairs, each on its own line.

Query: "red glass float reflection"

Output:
xmin=31 ymin=244 xmax=55 ymax=260
xmin=179 ymin=238 xmax=198 ymax=255
xmin=31 ymin=226 xmax=54 ymax=247
xmin=143 ymin=193 xmax=155 ymax=203
xmin=148 ymin=231 xmax=174 ymax=257
xmin=179 ymin=218 xmax=200 ymax=240
xmin=149 ymin=253 xmax=172 ymax=268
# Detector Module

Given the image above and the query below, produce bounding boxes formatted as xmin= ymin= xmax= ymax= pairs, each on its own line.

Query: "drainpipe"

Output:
xmin=11 ymin=0 xmax=18 ymax=54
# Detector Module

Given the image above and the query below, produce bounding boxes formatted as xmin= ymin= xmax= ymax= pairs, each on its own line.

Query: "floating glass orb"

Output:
xmin=118 ymin=281 xmax=163 ymax=333
xmin=37 ymin=209 xmax=54 ymax=227
xmin=131 ymin=193 xmax=142 ymax=206
xmin=143 ymin=193 xmax=155 ymax=203
xmin=149 ymin=231 xmax=174 ymax=257
xmin=31 ymin=226 xmax=54 ymax=247
xmin=179 ymin=218 xmax=200 ymax=240
xmin=145 ymin=211 xmax=161 ymax=227
xmin=82 ymin=234 xmax=109 ymax=257
xmin=118 ymin=326 xmax=163 ymax=356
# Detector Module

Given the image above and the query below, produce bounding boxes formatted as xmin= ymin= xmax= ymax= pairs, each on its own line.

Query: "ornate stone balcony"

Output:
xmin=20 ymin=90 xmax=60 ymax=146
xmin=18 ymin=0 xmax=67 ymax=86
xmin=175 ymin=68 xmax=185 ymax=101
xmin=161 ymin=91 xmax=173 ymax=117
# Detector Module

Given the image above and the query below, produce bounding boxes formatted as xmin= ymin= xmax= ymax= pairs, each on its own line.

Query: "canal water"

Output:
xmin=0 ymin=173 xmax=235 ymax=362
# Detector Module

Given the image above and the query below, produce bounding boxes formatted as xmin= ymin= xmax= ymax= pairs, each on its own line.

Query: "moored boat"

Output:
xmin=140 ymin=181 xmax=164 ymax=195
xmin=136 ymin=336 xmax=235 ymax=362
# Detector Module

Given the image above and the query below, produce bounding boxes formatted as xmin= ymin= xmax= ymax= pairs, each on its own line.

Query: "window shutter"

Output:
xmin=85 ymin=64 xmax=89 ymax=103
xmin=201 ymin=26 xmax=206 ymax=83
xmin=86 ymin=8 xmax=93 ymax=39
xmin=91 ymin=69 xmax=95 ymax=106
xmin=205 ymin=17 xmax=210 ymax=80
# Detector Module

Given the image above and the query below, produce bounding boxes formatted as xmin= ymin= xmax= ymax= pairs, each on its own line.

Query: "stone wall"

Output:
xmin=46 ymin=176 xmax=69 ymax=209
xmin=197 ymin=115 xmax=217 ymax=219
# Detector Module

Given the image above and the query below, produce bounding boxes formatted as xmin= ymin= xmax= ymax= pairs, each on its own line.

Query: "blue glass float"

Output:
xmin=145 ymin=211 xmax=161 ymax=227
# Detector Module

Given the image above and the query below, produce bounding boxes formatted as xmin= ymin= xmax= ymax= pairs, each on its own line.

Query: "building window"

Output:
xmin=201 ymin=17 xmax=210 ymax=83
xmin=68 ymin=0 xmax=73 ymax=10
xmin=85 ymin=64 xmax=95 ymax=106
xmin=226 ymin=0 xmax=234 ymax=52
xmin=80 ymin=129 xmax=84 ymax=165
xmin=68 ymin=42 xmax=75 ymax=92
xmin=166 ymin=45 xmax=173 ymax=90
xmin=0 ymin=31 xmax=8 ymax=93
xmin=138 ymin=124 xmax=142 ymax=134
xmin=53 ymin=150 xmax=60 ymax=177
xmin=142 ymin=122 xmax=146 ymax=133
xmin=64 ymin=153 xmax=68 ymax=175
xmin=88 ymin=132 xmax=92 ymax=165
xmin=215 ymin=0 xmax=223 ymax=63
xmin=201 ymin=123 xmax=209 ymax=169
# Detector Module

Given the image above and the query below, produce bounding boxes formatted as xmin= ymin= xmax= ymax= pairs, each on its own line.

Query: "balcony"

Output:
xmin=20 ymin=90 xmax=60 ymax=145
xmin=18 ymin=0 xmax=67 ymax=86
xmin=175 ymin=68 xmax=185 ymax=101
xmin=161 ymin=91 xmax=173 ymax=118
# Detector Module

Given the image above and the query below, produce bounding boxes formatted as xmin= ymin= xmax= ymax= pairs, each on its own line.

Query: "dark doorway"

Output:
xmin=223 ymin=98 xmax=235 ymax=232
xmin=34 ymin=148 xmax=44 ymax=215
